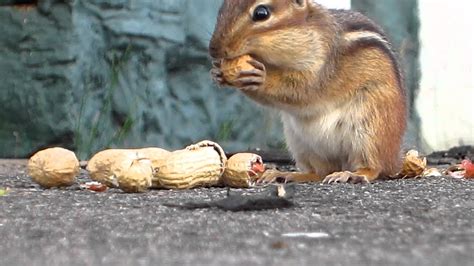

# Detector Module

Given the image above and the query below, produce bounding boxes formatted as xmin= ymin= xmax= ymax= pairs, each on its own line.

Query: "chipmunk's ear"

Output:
xmin=293 ymin=0 xmax=307 ymax=8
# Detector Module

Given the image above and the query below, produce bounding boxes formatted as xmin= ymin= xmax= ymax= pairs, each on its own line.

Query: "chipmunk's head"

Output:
xmin=209 ymin=0 xmax=338 ymax=70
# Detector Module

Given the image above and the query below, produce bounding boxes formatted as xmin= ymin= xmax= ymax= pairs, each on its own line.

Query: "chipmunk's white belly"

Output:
xmin=280 ymin=104 xmax=361 ymax=171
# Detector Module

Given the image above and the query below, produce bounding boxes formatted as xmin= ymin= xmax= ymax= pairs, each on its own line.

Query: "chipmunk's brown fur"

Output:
xmin=209 ymin=0 xmax=406 ymax=184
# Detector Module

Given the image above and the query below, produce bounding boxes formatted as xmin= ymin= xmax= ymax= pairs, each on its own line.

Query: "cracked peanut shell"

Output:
xmin=28 ymin=147 xmax=80 ymax=188
xmin=398 ymin=150 xmax=427 ymax=178
xmin=223 ymin=153 xmax=265 ymax=188
xmin=153 ymin=140 xmax=227 ymax=189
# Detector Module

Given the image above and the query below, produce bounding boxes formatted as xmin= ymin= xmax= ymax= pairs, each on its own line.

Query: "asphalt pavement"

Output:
xmin=0 ymin=160 xmax=473 ymax=266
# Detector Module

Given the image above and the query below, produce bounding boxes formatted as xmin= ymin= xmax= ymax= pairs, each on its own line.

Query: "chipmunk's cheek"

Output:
xmin=246 ymin=37 xmax=266 ymax=57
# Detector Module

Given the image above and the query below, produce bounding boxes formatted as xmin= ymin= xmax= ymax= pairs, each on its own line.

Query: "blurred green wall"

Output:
xmin=0 ymin=0 xmax=284 ymax=159
xmin=0 ymin=0 xmax=419 ymax=159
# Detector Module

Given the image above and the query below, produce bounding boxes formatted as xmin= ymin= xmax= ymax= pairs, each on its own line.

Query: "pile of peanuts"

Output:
xmin=28 ymin=141 xmax=265 ymax=193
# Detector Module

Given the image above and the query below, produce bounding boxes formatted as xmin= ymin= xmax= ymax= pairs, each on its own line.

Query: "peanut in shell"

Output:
xmin=115 ymin=158 xmax=153 ymax=193
xmin=87 ymin=149 xmax=137 ymax=187
xmin=138 ymin=148 xmax=171 ymax=168
xmin=223 ymin=153 xmax=265 ymax=188
xmin=153 ymin=140 xmax=227 ymax=189
xmin=221 ymin=55 xmax=255 ymax=84
xmin=87 ymin=148 xmax=169 ymax=187
xmin=28 ymin=147 xmax=80 ymax=188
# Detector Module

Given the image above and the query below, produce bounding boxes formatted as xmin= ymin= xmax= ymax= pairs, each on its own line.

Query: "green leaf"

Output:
xmin=0 ymin=188 xmax=9 ymax=196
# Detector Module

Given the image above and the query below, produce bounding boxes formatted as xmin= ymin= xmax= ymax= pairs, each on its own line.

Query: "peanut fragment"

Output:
xmin=221 ymin=55 xmax=255 ymax=84
xmin=222 ymin=153 xmax=265 ymax=188
xmin=153 ymin=141 xmax=227 ymax=189
xmin=397 ymin=150 xmax=427 ymax=178
xmin=28 ymin=147 xmax=80 ymax=188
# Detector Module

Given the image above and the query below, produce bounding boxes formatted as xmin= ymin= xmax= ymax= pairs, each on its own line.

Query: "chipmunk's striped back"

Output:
xmin=330 ymin=9 xmax=404 ymax=92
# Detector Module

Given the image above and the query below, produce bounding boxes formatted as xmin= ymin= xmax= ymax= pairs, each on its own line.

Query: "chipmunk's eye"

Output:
xmin=252 ymin=5 xmax=271 ymax=22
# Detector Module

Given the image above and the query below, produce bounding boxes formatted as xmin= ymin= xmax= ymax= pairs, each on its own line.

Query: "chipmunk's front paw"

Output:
xmin=210 ymin=60 xmax=229 ymax=87
xmin=234 ymin=58 xmax=266 ymax=91
xmin=323 ymin=171 xmax=369 ymax=184
xmin=256 ymin=170 xmax=291 ymax=185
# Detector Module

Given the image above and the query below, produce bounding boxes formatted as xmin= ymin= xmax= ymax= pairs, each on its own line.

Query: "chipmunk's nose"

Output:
xmin=208 ymin=43 xmax=222 ymax=59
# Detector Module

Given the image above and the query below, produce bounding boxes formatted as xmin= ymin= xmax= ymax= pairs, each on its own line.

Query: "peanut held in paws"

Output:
xmin=221 ymin=55 xmax=255 ymax=84
xmin=28 ymin=147 xmax=80 ymax=188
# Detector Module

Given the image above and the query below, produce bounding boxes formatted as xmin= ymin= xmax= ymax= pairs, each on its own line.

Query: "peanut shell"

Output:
xmin=185 ymin=140 xmax=227 ymax=165
xmin=87 ymin=147 xmax=169 ymax=187
xmin=115 ymin=158 xmax=153 ymax=193
xmin=223 ymin=153 xmax=265 ymax=188
xmin=138 ymin=147 xmax=170 ymax=168
xmin=153 ymin=140 xmax=227 ymax=189
xmin=422 ymin=168 xmax=442 ymax=177
xmin=398 ymin=150 xmax=427 ymax=178
xmin=221 ymin=55 xmax=255 ymax=84
xmin=28 ymin=147 xmax=80 ymax=188
xmin=138 ymin=148 xmax=171 ymax=188
xmin=87 ymin=149 xmax=137 ymax=187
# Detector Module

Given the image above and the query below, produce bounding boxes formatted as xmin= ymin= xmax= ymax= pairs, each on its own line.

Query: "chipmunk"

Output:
xmin=209 ymin=0 xmax=407 ymax=184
